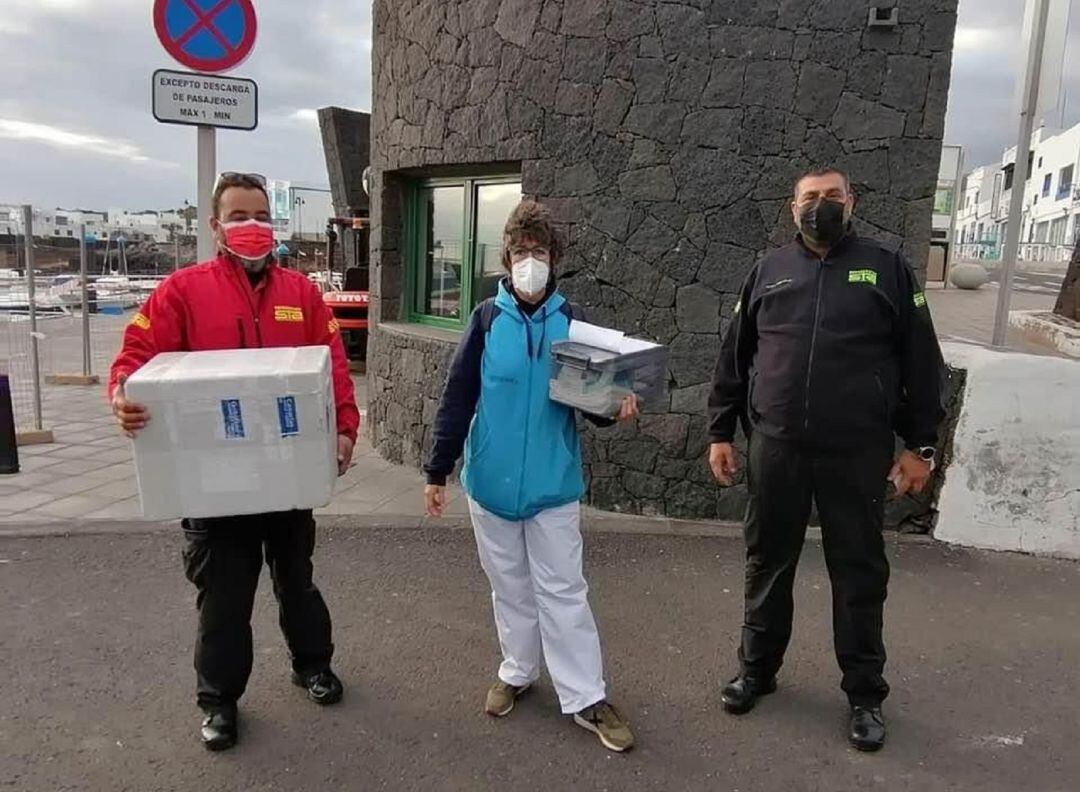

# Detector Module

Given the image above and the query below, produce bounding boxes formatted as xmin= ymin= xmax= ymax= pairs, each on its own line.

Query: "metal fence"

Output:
xmin=0 ymin=316 xmax=42 ymax=432
xmin=1 ymin=208 xmax=132 ymax=432
xmin=1 ymin=311 xmax=127 ymax=431
xmin=955 ymin=242 xmax=1073 ymax=267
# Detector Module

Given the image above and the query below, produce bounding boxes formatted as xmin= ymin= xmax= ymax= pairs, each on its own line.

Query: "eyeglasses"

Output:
xmin=216 ymin=171 xmax=267 ymax=187
xmin=510 ymin=245 xmax=551 ymax=259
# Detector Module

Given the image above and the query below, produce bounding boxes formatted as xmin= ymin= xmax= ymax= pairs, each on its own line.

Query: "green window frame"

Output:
xmin=403 ymin=173 xmax=522 ymax=331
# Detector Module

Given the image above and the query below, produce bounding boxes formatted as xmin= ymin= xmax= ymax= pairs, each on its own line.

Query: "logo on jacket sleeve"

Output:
xmin=274 ymin=306 xmax=304 ymax=323
xmin=913 ymin=292 xmax=927 ymax=308
xmin=327 ymin=318 xmax=340 ymax=334
xmin=131 ymin=313 xmax=151 ymax=330
xmin=848 ymin=269 xmax=878 ymax=286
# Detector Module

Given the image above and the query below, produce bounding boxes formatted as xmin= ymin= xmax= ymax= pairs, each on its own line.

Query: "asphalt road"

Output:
xmin=986 ymin=269 xmax=1065 ymax=296
xmin=1 ymin=524 xmax=1078 ymax=792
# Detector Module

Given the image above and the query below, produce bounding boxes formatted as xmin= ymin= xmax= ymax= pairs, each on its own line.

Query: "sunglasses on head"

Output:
xmin=216 ymin=171 xmax=267 ymax=187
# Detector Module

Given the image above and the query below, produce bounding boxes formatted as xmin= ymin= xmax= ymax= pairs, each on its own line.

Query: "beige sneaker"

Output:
xmin=484 ymin=681 xmax=530 ymax=717
xmin=573 ymin=700 xmax=635 ymax=752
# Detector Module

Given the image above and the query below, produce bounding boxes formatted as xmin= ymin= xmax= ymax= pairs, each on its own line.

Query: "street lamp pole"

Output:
xmin=294 ymin=195 xmax=305 ymax=241
xmin=993 ymin=0 xmax=1052 ymax=347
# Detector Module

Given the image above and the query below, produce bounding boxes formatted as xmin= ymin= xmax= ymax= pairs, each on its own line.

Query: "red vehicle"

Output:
xmin=323 ymin=288 xmax=368 ymax=361
xmin=322 ymin=216 xmax=370 ymax=362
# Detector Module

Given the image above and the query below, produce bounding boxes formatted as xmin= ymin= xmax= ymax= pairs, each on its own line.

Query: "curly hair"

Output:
xmin=501 ymin=200 xmax=564 ymax=270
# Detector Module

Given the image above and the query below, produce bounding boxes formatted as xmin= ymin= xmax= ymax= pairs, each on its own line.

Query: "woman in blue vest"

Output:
xmin=424 ymin=200 xmax=638 ymax=752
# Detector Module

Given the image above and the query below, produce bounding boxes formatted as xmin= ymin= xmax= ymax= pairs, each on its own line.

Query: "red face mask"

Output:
xmin=221 ymin=219 xmax=275 ymax=263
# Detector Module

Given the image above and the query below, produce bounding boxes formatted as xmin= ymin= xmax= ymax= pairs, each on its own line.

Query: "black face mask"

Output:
xmin=799 ymin=199 xmax=848 ymax=248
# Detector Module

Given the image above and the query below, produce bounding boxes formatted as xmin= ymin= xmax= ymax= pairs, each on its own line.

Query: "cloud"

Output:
xmin=0 ymin=0 xmax=1072 ymax=207
xmin=946 ymin=0 xmax=1080 ymax=170
xmin=1 ymin=0 xmax=372 ymax=209
xmin=0 ymin=119 xmax=175 ymax=166
xmin=953 ymin=26 xmax=1013 ymax=53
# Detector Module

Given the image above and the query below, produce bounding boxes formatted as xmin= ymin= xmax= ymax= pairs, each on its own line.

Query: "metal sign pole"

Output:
xmin=993 ymin=0 xmax=1051 ymax=347
xmin=80 ymin=224 xmax=91 ymax=377
xmin=21 ymin=205 xmax=42 ymax=431
xmin=196 ymin=125 xmax=217 ymax=263
xmin=944 ymin=148 xmax=966 ymax=289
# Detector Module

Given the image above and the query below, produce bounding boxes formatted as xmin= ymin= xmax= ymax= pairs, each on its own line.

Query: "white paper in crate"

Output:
xmin=125 ymin=347 xmax=337 ymax=520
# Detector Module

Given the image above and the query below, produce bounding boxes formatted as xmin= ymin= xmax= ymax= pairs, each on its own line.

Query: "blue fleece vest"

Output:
xmin=460 ymin=283 xmax=583 ymax=521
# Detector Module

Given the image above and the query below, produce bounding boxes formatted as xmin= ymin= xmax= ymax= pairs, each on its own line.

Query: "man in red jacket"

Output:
xmin=110 ymin=173 xmax=359 ymax=751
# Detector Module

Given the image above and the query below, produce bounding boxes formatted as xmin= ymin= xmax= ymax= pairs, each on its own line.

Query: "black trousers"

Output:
xmin=739 ymin=432 xmax=893 ymax=707
xmin=181 ymin=510 xmax=334 ymax=712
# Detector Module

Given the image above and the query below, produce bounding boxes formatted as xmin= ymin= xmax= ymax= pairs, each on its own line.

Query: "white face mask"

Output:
xmin=511 ymin=256 xmax=550 ymax=296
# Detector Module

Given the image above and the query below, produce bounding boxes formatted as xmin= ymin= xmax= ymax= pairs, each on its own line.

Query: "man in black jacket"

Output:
xmin=707 ymin=167 xmax=944 ymax=752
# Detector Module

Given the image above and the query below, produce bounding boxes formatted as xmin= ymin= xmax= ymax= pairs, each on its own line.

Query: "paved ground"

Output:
xmin=0 ymin=524 xmax=1077 ymax=792
xmin=926 ymin=269 xmax=1064 ymax=355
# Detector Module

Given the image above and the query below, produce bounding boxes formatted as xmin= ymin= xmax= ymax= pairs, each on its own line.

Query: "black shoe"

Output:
xmin=721 ymin=674 xmax=777 ymax=715
xmin=291 ymin=668 xmax=344 ymax=705
xmin=200 ymin=708 xmax=237 ymax=751
xmin=849 ymin=706 xmax=886 ymax=752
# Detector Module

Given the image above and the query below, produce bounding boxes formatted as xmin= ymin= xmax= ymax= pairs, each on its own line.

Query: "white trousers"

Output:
xmin=468 ymin=498 xmax=606 ymax=714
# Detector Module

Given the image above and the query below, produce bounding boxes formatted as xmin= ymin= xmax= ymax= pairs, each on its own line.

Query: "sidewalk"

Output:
xmin=0 ymin=377 xmax=467 ymax=526
xmin=926 ymin=282 xmax=1061 ymax=356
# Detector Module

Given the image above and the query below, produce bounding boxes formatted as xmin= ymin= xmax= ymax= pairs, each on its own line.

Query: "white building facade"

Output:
xmin=0 ymin=206 xmax=107 ymax=239
xmin=956 ymin=123 xmax=1080 ymax=266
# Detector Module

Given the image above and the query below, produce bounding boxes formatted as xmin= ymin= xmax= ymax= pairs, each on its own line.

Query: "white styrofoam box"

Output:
xmin=124 ymin=346 xmax=337 ymax=520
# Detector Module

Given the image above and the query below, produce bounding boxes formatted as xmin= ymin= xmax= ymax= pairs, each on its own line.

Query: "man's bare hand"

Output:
xmin=710 ymin=442 xmax=739 ymax=486
xmin=425 ymin=484 xmax=446 ymax=518
xmin=337 ymin=435 xmax=355 ymax=476
xmin=112 ymin=376 xmax=149 ymax=437
xmin=889 ymin=450 xmax=933 ymax=496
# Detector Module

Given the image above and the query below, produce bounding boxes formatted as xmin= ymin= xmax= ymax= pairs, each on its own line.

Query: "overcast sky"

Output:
xmin=0 ymin=0 xmax=1076 ymax=211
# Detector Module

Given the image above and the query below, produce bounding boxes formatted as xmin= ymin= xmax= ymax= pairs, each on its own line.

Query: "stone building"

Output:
xmin=364 ymin=0 xmax=960 ymax=519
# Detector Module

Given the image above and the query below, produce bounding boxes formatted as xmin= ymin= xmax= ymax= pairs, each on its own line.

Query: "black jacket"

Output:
xmin=708 ymin=232 xmax=945 ymax=453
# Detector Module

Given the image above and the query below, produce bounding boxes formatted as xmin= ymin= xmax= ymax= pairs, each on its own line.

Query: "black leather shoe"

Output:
xmin=849 ymin=706 xmax=886 ymax=752
xmin=200 ymin=708 xmax=237 ymax=751
xmin=721 ymin=675 xmax=777 ymax=715
xmin=292 ymin=668 xmax=344 ymax=705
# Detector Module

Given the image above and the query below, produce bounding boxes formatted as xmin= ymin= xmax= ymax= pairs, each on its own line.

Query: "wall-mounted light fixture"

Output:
xmin=868 ymin=5 xmax=899 ymax=29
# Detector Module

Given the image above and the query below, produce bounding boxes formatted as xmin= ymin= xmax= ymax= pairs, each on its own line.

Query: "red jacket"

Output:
xmin=109 ymin=256 xmax=360 ymax=442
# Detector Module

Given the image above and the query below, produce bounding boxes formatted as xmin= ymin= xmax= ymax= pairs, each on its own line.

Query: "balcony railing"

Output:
xmin=955 ymin=242 xmax=1073 ymax=264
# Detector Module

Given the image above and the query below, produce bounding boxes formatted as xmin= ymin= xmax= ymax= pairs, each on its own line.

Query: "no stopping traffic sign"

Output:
xmin=153 ymin=0 xmax=257 ymax=74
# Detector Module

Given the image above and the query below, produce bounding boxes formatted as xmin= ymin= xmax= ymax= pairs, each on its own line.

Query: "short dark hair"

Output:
xmin=794 ymin=167 xmax=851 ymax=197
xmin=501 ymin=200 xmax=563 ymax=269
xmin=212 ymin=173 xmax=269 ymax=218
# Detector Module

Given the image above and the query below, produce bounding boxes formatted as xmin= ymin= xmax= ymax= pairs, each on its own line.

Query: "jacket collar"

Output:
xmin=495 ymin=277 xmax=565 ymax=322
xmin=794 ymin=227 xmax=858 ymax=260
xmin=212 ymin=254 xmax=277 ymax=290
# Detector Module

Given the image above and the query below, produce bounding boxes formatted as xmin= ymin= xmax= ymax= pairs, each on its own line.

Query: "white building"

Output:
xmin=0 ymin=205 xmax=107 ymax=239
xmin=955 ymin=165 xmax=1001 ymax=258
xmin=107 ymin=209 xmax=164 ymax=241
xmin=0 ymin=205 xmax=22 ymax=236
xmin=955 ymin=122 xmax=1080 ymax=266
xmin=1021 ymin=124 xmax=1079 ymax=254
xmin=4 ymin=174 xmax=332 ymax=246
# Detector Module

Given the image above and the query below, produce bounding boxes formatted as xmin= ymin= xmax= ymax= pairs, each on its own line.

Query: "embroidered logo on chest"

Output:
xmin=274 ymin=306 xmax=304 ymax=323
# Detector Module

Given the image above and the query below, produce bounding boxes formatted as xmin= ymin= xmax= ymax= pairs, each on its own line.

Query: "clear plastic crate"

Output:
xmin=549 ymin=340 xmax=669 ymax=417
